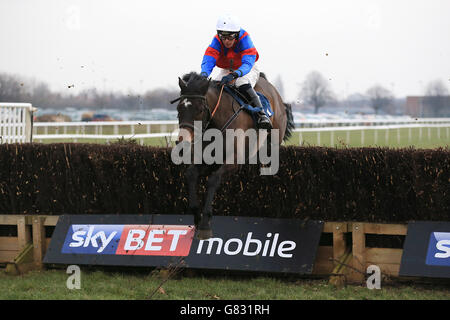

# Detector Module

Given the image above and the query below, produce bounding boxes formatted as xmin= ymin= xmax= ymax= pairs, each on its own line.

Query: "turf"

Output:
xmin=0 ymin=268 xmax=449 ymax=300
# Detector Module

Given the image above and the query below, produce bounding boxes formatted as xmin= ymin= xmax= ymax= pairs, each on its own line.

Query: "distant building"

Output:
xmin=405 ymin=96 xmax=450 ymax=117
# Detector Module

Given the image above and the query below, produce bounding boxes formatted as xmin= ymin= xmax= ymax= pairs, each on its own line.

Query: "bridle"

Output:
xmin=170 ymin=85 xmax=225 ymax=134
xmin=171 ymin=94 xmax=212 ymax=133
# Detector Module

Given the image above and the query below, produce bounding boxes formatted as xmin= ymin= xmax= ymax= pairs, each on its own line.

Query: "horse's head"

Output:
xmin=176 ymin=73 xmax=211 ymax=143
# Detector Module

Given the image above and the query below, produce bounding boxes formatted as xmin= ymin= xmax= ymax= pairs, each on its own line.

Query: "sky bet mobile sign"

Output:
xmin=400 ymin=221 xmax=450 ymax=278
xmin=425 ymin=232 xmax=450 ymax=267
xmin=44 ymin=215 xmax=324 ymax=274
xmin=62 ymin=224 xmax=194 ymax=256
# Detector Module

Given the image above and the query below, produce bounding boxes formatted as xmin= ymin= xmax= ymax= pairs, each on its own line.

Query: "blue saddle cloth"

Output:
xmin=223 ymin=86 xmax=273 ymax=123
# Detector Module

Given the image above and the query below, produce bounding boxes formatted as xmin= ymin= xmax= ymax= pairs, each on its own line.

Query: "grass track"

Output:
xmin=34 ymin=127 xmax=450 ymax=149
xmin=1 ymin=269 xmax=449 ymax=300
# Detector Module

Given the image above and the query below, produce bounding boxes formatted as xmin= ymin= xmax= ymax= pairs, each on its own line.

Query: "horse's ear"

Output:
xmin=178 ymin=77 xmax=187 ymax=91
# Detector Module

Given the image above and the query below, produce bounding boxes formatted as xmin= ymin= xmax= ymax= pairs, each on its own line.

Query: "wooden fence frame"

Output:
xmin=0 ymin=215 xmax=407 ymax=284
xmin=0 ymin=215 xmax=58 ymax=273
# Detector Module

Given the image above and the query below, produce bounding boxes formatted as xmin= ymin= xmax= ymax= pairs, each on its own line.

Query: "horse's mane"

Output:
xmin=181 ymin=72 xmax=206 ymax=84
xmin=181 ymin=72 xmax=220 ymax=93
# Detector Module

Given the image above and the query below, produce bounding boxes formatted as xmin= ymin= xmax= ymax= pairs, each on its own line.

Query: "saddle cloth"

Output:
xmin=223 ymin=86 xmax=274 ymax=123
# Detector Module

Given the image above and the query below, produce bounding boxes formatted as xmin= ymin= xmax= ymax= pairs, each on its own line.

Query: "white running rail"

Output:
xmin=29 ymin=117 xmax=450 ymax=145
xmin=294 ymin=123 xmax=450 ymax=146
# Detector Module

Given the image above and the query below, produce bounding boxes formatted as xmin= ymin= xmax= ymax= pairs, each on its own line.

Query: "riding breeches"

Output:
xmin=213 ymin=63 xmax=260 ymax=88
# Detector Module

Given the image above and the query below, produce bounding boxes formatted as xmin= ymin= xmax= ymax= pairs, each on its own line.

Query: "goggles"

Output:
xmin=218 ymin=31 xmax=238 ymax=40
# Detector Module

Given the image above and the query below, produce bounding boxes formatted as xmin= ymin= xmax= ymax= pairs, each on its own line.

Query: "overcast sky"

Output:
xmin=1 ymin=0 xmax=449 ymax=102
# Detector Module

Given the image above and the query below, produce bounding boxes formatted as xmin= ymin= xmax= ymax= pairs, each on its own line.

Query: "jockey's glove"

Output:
xmin=220 ymin=72 xmax=239 ymax=85
xmin=200 ymin=72 xmax=209 ymax=78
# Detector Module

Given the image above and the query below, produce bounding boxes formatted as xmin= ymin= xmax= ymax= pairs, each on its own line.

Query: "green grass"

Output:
xmin=289 ymin=127 xmax=450 ymax=149
xmin=0 ymin=268 xmax=449 ymax=300
xmin=33 ymin=126 xmax=450 ymax=149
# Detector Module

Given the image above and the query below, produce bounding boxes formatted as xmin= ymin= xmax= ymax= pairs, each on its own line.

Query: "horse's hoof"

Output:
xmin=197 ymin=229 xmax=213 ymax=240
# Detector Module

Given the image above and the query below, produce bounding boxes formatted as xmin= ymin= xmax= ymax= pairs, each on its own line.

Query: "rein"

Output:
xmin=211 ymin=84 xmax=225 ymax=118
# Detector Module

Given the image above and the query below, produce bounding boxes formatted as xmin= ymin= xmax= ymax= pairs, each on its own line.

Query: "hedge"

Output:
xmin=0 ymin=143 xmax=448 ymax=223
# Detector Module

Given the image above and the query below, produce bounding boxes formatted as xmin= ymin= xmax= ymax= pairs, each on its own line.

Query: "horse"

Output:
xmin=171 ymin=72 xmax=294 ymax=239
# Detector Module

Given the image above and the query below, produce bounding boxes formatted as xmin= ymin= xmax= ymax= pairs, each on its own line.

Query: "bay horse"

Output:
xmin=171 ymin=72 xmax=294 ymax=239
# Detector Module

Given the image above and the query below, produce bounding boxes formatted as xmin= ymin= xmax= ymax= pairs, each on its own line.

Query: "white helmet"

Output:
xmin=216 ymin=14 xmax=240 ymax=33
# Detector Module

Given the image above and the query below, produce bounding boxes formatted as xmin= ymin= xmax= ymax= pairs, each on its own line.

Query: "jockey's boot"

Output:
xmin=239 ymin=84 xmax=272 ymax=130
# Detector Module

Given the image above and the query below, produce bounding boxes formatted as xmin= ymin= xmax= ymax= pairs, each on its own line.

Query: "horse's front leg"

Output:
xmin=185 ymin=164 xmax=201 ymax=226
xmin=198 ymin=164 xmax=238 ymax=239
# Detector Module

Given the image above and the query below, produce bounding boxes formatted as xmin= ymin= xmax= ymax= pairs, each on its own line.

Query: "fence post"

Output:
xmin=32 ymin=216 xmax=46 ymax=269
xmin=329 ymin=222 xmax=350 ymax=287
xmin=17 ymin=216 xmax=31 ymax=250
xmin=350 ymin=222 xmax=366 ymax=283
xmin=333 ymin=222 xmax=347 ymax=260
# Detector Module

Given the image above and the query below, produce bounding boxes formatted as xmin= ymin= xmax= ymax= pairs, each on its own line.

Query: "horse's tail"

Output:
xmin=283 ymin=102 xmax=295 ymax=142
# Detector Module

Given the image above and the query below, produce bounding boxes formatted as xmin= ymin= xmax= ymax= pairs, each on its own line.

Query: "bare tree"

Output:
xmin=31 ymin=82 xmax=52 ymax=107
xmin=0 ymin=71 xmax=178 ymax=111
xmin=366 ymin=85 xmax=394 ymax=115
xmin=144 ymin=88 xmax=178 ymax=110
xmin=299 ymin=71 xmax=334 ymax=114
xmin=0 ymin=73 xmax=28 ymax=102
xmin=273 ymin=74 xmax=285 ymax=99
xmin=423 ymin=79 xmax=449 ymax=117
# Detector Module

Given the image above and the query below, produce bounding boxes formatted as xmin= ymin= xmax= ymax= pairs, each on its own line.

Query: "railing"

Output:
xmin=0 ymin=103 xmax=37 ymax=143
xmin=294 ymin=123 xmax=450 ymax=147
xmin=293 ymin=117 xmax=450 ymax=128
xmin=33 ymin=120 xmax=179 ymax=144
xmin=31 ymin=118 xmax=450 ymax=147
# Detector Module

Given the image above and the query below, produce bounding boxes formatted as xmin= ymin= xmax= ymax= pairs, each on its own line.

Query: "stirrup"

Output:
xmin=257 ymin=114 xmax=272 ymax=129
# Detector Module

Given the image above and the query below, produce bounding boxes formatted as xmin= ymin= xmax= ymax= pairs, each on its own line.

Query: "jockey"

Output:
xmin=200 ymin=14 xmax=272 ymax=129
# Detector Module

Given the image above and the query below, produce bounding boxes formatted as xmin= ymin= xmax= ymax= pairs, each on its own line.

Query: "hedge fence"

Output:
xmin=0 ymin=143 xmax=448 ymax=223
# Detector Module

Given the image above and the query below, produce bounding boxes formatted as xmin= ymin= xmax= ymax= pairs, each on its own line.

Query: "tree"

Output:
xmin=31 ymin=82 xmax=52 ymax=108
xmin=299 ymin=71 xmax=334 ymax=114
xmin=423 ymin=79 xmax=449 ymax=117
xmin=366 ymin=85 xmax=393 ymax=115
xmin=273 ymin=75 xmax=285 ymax=99
xmin=0 ymin=73 xmax=28 ymax=102
xmin=144 ymin=88 xmax=178 ymax=110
